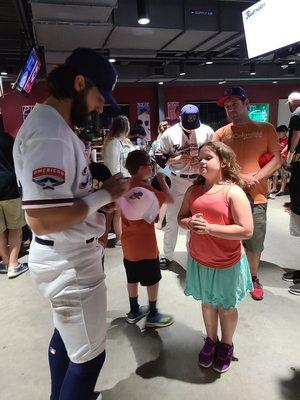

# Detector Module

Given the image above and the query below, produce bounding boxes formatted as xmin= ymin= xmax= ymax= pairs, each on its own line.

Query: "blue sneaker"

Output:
xmin=126 ymin=305 xmax=149 ymax=324
xmin=7 ymin=263 xmax=29 ymax=279
xmin=145 ymin=312 xmax=174 ymax=328
xmin=0 ymin=261 xmax=8 ymax=274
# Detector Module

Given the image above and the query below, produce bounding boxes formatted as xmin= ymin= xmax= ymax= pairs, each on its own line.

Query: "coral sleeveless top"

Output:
xmin=189 ymin=184 xmax=242 ymax=269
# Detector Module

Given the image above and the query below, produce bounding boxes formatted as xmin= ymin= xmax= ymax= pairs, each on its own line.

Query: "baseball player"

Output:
xmin=156 ymin=105 xmax=213 ymax=269
xmin=13 ymin=48 xmax=128 ymax=400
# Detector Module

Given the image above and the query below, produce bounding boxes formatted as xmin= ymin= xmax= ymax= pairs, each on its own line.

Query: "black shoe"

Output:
xmin=288 ymin=283 xmax=300 ymax=295
xmin=282 ymin=270 xmax=300 ymax=282
xmin=160 ymin=258 xmax=171 ymax=270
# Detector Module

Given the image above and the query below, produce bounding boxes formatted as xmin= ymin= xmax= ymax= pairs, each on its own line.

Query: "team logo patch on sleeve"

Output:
xmin=32 ymin=167 xmax=65 ymax=190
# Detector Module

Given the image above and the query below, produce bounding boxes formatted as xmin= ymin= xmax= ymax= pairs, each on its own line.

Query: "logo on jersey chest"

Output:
xmin=32 ymin=167 xmax=65 ymax=190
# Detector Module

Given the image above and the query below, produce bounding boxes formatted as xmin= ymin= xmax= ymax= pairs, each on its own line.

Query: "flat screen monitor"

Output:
xmin=242 ymin=0 xmax=299 ymax=59
xmin=14 ymin=48 xmax=41 ymax=94
xmin=248 ymin=104 xmax=269 ymax=123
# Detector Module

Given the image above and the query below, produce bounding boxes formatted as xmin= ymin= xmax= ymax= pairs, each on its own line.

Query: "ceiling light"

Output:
xmin=281 ymin=64 xmax=289 ymax=69
xmin=250 ymin=63 xmax=256 ymax=75
xmin=109 ymin=58 xmax=116 ymax=63
xmin=272 ymin=81 xmax=278 ymax=84
xmin=218 ymin=80 xmax=226 ymax=85
xmin=0 ymin=71 xmax=7 ymax=76
xmin=205 ymin=56 xmax=213 ymax=65
xmin=137 ymin=0 xmax=150 ymax=25
xmin=288 ymin=60 xmax=296 ymax=65
xmin=158 ymin=81 xmax=164 ymax=85
xmin=179 ymin=64 xmax=186 ymax=76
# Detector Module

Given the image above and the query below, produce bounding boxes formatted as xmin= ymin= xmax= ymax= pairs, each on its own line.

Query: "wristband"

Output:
xmin=82 ymin=189 xmax=112 ymax=216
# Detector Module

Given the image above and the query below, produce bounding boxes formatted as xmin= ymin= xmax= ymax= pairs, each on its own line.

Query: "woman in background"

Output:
xmin=103 ymin=116 xmax=134 ymax=245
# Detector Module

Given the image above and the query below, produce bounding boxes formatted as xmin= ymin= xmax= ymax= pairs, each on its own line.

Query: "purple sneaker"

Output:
xmin=213 ymin=342 xmax=234 ymax=373
xmin=198 ymin=337 xmax=217 ymax=368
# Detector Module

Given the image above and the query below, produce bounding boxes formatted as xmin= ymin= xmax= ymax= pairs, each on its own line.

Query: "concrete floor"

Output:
xmin=1 ymin=195 xmax=299 ymax=400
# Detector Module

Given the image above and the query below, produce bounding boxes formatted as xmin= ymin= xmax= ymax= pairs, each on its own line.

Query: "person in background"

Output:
xmin=155 ymin=105 xmax=213 ymax=270
xmin=282 ymin=92 xmax=300 ymax=294
xmin=149 ymin=120 xmax=171 ymax=229
xmin=269 ymin=125 xmax=289 ymax=197
xmin=213 ymin=87 xmax=281 ymax=301
xmin=121 ymin=150 xmax=174 ymax=328
xmin=178 ymin=142 xmax=253 ymax=373
xmin=0 ymin=129 xmax=28 ymax=278
xmin=77 ymin=132 xmax=113 ymax=248
xmin=102 ymin=115 xmax=135 ymax=246
xmin=128 ymin=119 xmax=147 ymax=148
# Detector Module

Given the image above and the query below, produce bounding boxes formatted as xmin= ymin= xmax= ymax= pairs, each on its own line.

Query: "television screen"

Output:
xmin=15 ymin=48 xmax=41 ymax=94
xmin=248 ymin=104 xmax=269 ymax=123
xmin=242 ymin=0 xmax=299 ymax=59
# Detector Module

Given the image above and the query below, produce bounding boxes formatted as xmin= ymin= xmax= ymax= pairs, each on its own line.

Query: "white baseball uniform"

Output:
xmin=13 ymin=104 xmax=108 ymax=364
xmin=157 ymin=122 xmax=214 ymax=261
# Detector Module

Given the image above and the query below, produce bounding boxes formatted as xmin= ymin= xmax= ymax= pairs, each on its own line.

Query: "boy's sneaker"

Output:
xmin=0 ymin=261 xmax=8 ymax=274
xmin=7 ymin=263 xmax=29 ymax=279
xmin=250 ymin=277 xmax=264 ymax=300
xmin=282 ymin=270 xmax=300 ymax=282
xmin=126 ymin=305 xmax=149 ymax=324
xmin=213 ymin=342 xmax=234 ymax=373
xmin=198 ymin=337 xmax=217 ymax=368
xmin=159 ymin=258 xmax=171 ymax=270
xmin=145 ymin=312 xmax=174 ymax=328
xmin=288 ymin=283 xmax=300 ymax=296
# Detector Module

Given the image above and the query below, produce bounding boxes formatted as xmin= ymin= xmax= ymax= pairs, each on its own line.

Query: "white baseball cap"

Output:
xmin=117 ymin=186 xmax=159 ymax=223
xmin=286 ymin=92 xmax=300 ymax=103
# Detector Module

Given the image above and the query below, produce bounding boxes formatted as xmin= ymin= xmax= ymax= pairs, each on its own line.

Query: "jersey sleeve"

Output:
xmin=266 ymin=124 xmax=281 ymax=153
xmin=18 ymin=137 xmax=76 ymax=209
xmin=157 ymin=133 xmax=171 ymax=155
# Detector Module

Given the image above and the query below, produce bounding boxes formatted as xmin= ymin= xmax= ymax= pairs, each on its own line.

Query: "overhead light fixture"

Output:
xmin=179 ymin=64 xmax=186 ymax=76
xmin=0 ymin=71 xmax=7 ymax=76
xmin=218 ymin=80 xmax=227 ymax=85
xmin=137 ymin=0 xmax=150 ymax=25
xmin=250 ymin=63 xmax=256 ymax=75
xmin=288 ymin=60 xmax=296 ymax=65
xmin=281 ymin=64 xmax=289 ymax=69
xmin=272 ymin=81 xmax=278 ymax=84
xmin=109 ymin=58 xmax=116 ymax=63
xmin=205 ymin=56 xmax=213 ymax=65
xmin=158 ymin=81 xmax=164 ymax=85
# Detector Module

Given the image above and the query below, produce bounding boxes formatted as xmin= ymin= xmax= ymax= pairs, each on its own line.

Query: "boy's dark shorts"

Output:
xmin=123 ymin=258 xmax=162 ymax=286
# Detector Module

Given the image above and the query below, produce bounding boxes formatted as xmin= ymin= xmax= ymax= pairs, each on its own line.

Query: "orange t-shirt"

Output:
xmin=121 ymin=177 xmax=166 ymax=261
xmin=213 ymin=121 xmax=281 ymax=204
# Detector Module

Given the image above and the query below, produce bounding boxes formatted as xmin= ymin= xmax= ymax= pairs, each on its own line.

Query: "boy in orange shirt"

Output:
xmin=121 ymin=150 xmax=174 ymax=328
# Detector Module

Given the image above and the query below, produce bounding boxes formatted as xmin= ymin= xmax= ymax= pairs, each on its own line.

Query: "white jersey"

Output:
xmin=13 ymin=103 xmax=106 ymax=243
xmin=157 ymin=122 xmax=214 ymax=175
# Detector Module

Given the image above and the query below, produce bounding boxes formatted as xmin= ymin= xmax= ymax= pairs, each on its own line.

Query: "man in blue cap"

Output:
xmin=156 ymin=104 xmax=213 ymax=269
xmin=13 ymin=48 xmax=129 ymax=400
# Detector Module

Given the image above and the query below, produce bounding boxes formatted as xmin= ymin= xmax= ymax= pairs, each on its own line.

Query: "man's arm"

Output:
xmin=287 ymin=130 xmax=300 ymax=163
xmin=26 ymin=173 xmax=128 ymax=236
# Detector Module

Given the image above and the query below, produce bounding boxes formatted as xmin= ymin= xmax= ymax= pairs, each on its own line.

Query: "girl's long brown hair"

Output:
xmin=195 ymin=141 xmax=245 ymax=188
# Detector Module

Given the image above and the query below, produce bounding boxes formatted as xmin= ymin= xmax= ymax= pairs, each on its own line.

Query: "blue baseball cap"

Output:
xmin=65 ymin=47 xmax=119 ymax=109
xmin=180 ymin=104 xmax=201 ymax=130
xmin=217 ymin=86 xmax=248 ymax=106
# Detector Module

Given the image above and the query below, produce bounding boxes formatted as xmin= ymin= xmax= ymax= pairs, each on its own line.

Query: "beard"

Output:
xmin=71 ymin=89 xmax=90 ymax=128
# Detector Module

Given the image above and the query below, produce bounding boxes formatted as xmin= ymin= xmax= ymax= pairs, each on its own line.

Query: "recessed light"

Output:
xmin=158 ymin=81 xmax=164 ymax=85
xmin=218 ymin=80 xmax=226 ymax=85
xmin=288 ymin=60 xmax=296 ymax=65
xmin=109 ymin=58 xmax=116 ymax=63
xmin=137 ymin=0 xmax=150 ymax=25
xmin=272 ymin=81 xmax=278 ymax=84
xmin=0 ymin=72 xmax=7 ymax=76
xmin=281 ymin=64 xmax=289 ymax=69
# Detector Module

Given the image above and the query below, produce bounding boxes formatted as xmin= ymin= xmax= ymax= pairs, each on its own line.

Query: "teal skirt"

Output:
xmin=185 ymin=254 xmax=253 ymax=309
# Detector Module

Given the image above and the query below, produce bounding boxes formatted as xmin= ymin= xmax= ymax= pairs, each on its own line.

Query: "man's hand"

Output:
xmin=240 ymin=173 xmax=260 ymax=189
xmin=102 ymin=173 xmax=129 ymax=201
xmin=167 ymin=154 xmax=190 ymax=165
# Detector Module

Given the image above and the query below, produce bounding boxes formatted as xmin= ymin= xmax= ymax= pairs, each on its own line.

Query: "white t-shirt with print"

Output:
xmin=103 ymin=138 xmax=134 ymax=178
xmin=13 ymin=104 xmax=108 ymax=242
xmin=157 ymin=122 xmax=214 ymax=175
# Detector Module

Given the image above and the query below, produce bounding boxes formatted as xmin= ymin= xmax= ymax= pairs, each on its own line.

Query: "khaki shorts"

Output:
xmin=0 ymin=198 xmax=26 ymax=233
xmin=243 ymin=204 xmax=267 ymax=253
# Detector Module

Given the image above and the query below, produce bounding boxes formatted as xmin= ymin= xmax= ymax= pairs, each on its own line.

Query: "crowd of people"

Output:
xmin=0 ymin=47 xmax=300 ymax=399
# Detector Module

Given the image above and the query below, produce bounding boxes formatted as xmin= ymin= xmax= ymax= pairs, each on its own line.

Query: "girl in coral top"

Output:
xmin=178 ymin=141 xmax=253 ymax=373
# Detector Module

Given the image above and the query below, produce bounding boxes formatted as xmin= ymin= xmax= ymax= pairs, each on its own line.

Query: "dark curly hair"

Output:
xmin=195 ymin=141 xmax=245 ymax=188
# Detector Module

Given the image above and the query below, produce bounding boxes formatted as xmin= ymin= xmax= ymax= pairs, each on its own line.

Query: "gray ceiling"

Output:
xmin=0 ymin=0 xmax=299 ymax=84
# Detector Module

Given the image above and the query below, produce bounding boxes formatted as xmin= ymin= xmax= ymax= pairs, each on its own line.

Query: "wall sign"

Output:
xmin=137 ymin=102 xmax=151 ymax=140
